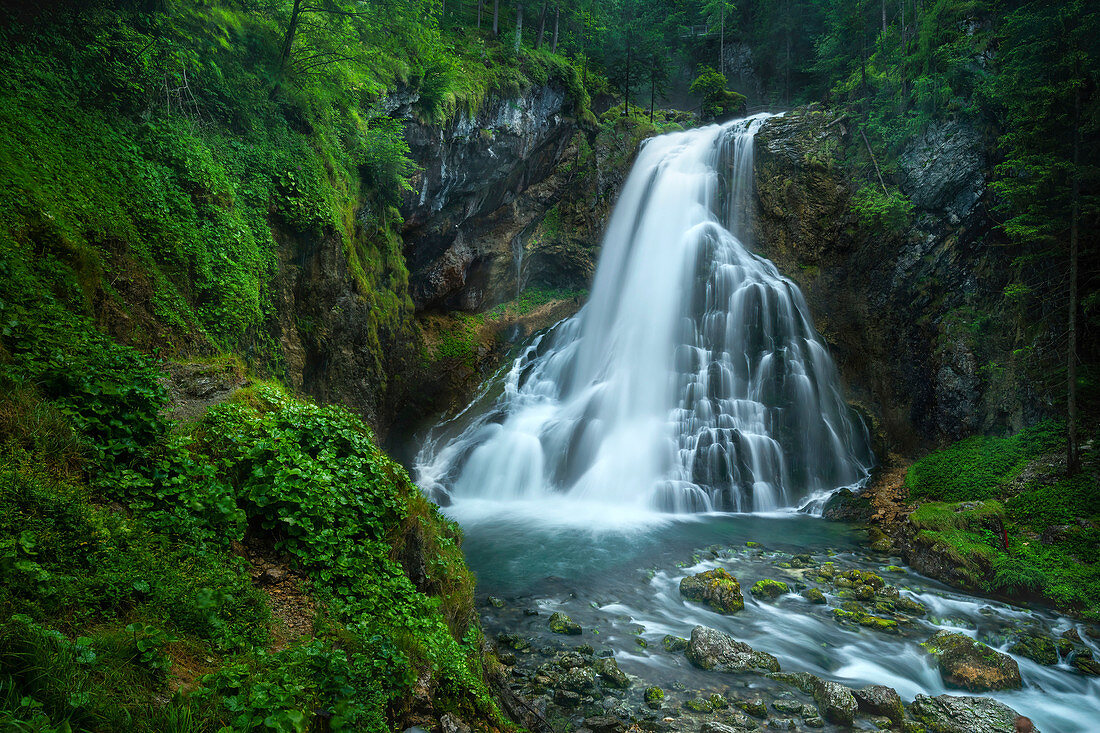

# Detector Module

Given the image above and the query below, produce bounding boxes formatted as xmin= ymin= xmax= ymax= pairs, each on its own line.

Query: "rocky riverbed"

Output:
xmin=454 ymin=511 xmax=1100 ymax=732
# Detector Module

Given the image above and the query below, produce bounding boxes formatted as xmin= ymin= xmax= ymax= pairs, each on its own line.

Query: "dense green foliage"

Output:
xmin=906 ymin=425 xmax=1100 ymax=619
xmin=0 ymin=343 xmax=493 ymax=731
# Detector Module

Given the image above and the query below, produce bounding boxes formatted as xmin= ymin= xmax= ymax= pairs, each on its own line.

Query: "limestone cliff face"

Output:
xmin=399 ymin=83 xmax=577 ymax=311
xmin=753 ymin=108 xmax=1041 ymax=454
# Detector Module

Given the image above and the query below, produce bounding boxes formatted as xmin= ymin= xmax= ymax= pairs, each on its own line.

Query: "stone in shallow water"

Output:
xmin=908 ymin=693 xmax=1034 ymax=733
xmin=749 ymin=579 xmax=790 ymax=600
xmin=1008 ymin=634 xmax=1058 ymax=666
xmin=594 ymin=656 xmax=631 ymax=688
xmin=811 ymin=679 xmax=857 ymax=726
xmin=679 ymin=567 xmax=745 ymax=613
xmin=662 ymin=634 xmax=689 ymax=652
xmin=686 ymin=625 xmax=781 ymax=673
xmin=853 ymin=684 xmax=904 ymax=722
xmin=548 ymin=611 xmax=582 ymax=635
xmin=643 ymin=686 xmax=664 ymax=709
xmin=923 ymin=630 xmax=1022 ymax=691
xmin=801 ymin=587 xmax=827 ymax=604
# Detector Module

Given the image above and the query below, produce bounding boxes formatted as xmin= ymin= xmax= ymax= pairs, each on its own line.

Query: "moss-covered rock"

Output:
xmin=662 ymin=634 xmax=689 ymax=652
xmin=644 ymin=686 xmax=664 ymax=709
xmin=909 ymin=693 xmax=1027 ymax=733
xmin=801 ymin=587 xmax=827 ymax=604
xmin=548 ymin=611 xmax=582 ymax=635
xmin=679 ymin=567 xmax=745 ymax=613
xmin=1008 ymin=634 xmax=1058 ymax=666
xmin=1070 ymin=649 xmax=1100 ymax=676
xmin=923 ymin=631 xmax=1022 ymax=691
xmin=594 ymin=656 xmax=631 ymax=688
xmin=750 ymin=579 xmax=790 ymax=600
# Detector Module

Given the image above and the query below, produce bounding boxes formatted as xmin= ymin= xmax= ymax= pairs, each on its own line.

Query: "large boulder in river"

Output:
xmin=679 ymin=568 xmax=745 ymax=613
xmin=853 ymin=684 xmax=904 ymax=722
xmin=821 ymin=488 xmax=874 ymax=522
xmin=686 ymin=626 xmax=780 ymax=673
xmin=811 ymin=680 xmax=857 ymax=726
xmin=923 ymin=631 xmax=1021 ymax=691
xmin=909 ymin=694 xmax=1035 ymax=733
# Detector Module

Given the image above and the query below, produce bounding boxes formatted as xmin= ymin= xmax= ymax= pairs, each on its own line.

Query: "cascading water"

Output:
xmin=416 ymin=115 xmax=872 ymax=514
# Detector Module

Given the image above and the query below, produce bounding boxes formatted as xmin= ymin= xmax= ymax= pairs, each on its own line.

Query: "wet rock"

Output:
xmin=680 ymin=568 xmax=745 ymax=613
xmin=1008 ymin=634 xmax=1058 ymax=666
xmin=803 ymin=717 xmax=824 ymax=728
xmin=821 ymin=488 xmax=873 ymax=522
xmin=767 ymin=671 xmax=820 ymax=694
xmin=771 ymin=700 xmax=802 ymax=715
xmin=549 ymin=611 xmax=582 ymax=635
xmin=497 ymin=633 xmax=530 ymax=651
xmin=686 ymin=626 xmax=781 ymax=673
xmin=261 ymin=567 xmax=288 ymax=584
xmin=559 ymin=652 xmax=587 ymax=669
xmin=561 ymin=666 xmax=597 ymax=692
xmin=663 ymin=634 xmax=690 ymax=652
xmin=923 ymin=631 xmax=1022 ymax=691
xmin=439 ymin=713 xmax=472 ymax=733
xmin=644 ymin=686 xmax=664 ymax=709
xmin=737 ymin=698 xmax=769 ymax=718
xmin=767 ymin=719 xmax=794 ymax=730
xmin=1069 ymin=648 xmax=1100 ymax=676
xmin=594 ymin=656 xmax=631 ymax=688
xmin=554 ymin=689 xmax=581 ymax=707
xmin=487 ymin=595 xmax=505 ymax=607
xmin=584 ymin=715 xmax=626 ymax=733
xmin=898 ymin=121 xmax=985 ymax=224
xmin=497 ymin=651 xmax=516 ymax=666
xmin=908 ymin=693 xmax=1031 ymax=733
xmin=895 ymin=595 xmax=928 ymax=616
xmin=811 ymin=680 xmax=857 ymax=726
xmin=870 ymin=716 xmax=894 ymax=729
xmin=801 ymin=588 xmax=827 ymax=604
xmin=699 ymin=723 xmax=747 ymax=733
xmin=853 ymin=684 xmax=904 ymax=722
xmin=855 ymin=584 xmax=876 ymax=600
xmin=749 ymin=579 xmax=790 ymax=600
xmin=685 ymin=698 xmax=712 ymax=713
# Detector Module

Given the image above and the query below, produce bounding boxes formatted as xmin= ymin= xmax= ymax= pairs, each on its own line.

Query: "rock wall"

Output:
xmin=752 ymin=107 xmax=1041 ymax=455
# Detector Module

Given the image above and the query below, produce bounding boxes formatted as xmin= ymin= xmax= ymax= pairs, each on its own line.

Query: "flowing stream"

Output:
xmin=413 ymin=117 xmax=1100 ymax=731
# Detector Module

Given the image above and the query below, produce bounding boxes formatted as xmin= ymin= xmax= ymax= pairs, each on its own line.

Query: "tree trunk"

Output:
xmin=552 ymin=4 xmax=559 ymax=52
xmin=478 ymin=0 xmax=482 ymax=29
xmin=1068 ymin=83 xmax=1081 ymax=474
xmin=441 ymin=0 xmax=446 ymax=24
xmin=882 ymin=0 xmax=887 ymax=35
xmin=515 ymin=1 xmax=523 ymax=53
xmin=536 ymin=0 xmax=547 ymax=48
xmin=650 ymin=68 xmax=655 ymax=122
xmin=493 ymin=0 xmax=499 ymax=35
xmin=279 ymin=0 xmax=304 ymax=70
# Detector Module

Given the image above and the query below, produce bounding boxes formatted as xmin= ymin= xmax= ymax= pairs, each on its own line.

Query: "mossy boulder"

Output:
xmin=685 ymin=625 xmax=781 ymax=673
xmin=1069 ymin=649 xmax=1100 ymax=676
xmin=923 ymin=631 xmax=1022 ymax=691
xmin=750 ymin=578 xmax=790 ymax=600
xmin=801 ymin=587 xmax=827 ymax=604
xmin=644 ymin=686 xmax=664 ymax=709
xmin=684 ymin=697 xmax=712 ymax=712
xmin=737 ymin=698 xmax=769 ymax=718
xmin=1008 ymin=634 xmax=1058 ymax=666
xmin=593 ymin=656 xmax=630 ymax=688
xmin=679 ymin=567 xmax=745 ymax=613
xmin=909 ymin=693 xmax=1029 ymax=733
xmin=548 ymin=611 xmax=582 ymax=635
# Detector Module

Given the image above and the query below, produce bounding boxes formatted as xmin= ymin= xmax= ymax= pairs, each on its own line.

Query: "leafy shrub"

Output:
xmin=849 ymin=184 xmax=914 ymax=233
xmin=689 ymin=67 xmax=747 ymax=121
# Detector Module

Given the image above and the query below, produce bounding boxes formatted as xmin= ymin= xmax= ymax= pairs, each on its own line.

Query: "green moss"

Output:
xmin=906 ymin=422 xmax=1063 ymax=502
xmin=750 ymin=579 xmax=790 ymax=600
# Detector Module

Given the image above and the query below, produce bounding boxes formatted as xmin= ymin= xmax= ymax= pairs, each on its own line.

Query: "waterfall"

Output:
xmin=415 ymin=115 xmax=872 ymax=515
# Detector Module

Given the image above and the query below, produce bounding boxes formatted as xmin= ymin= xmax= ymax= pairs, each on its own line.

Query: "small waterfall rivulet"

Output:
xmin=416 ymin=115 xmax=872 ymax=515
